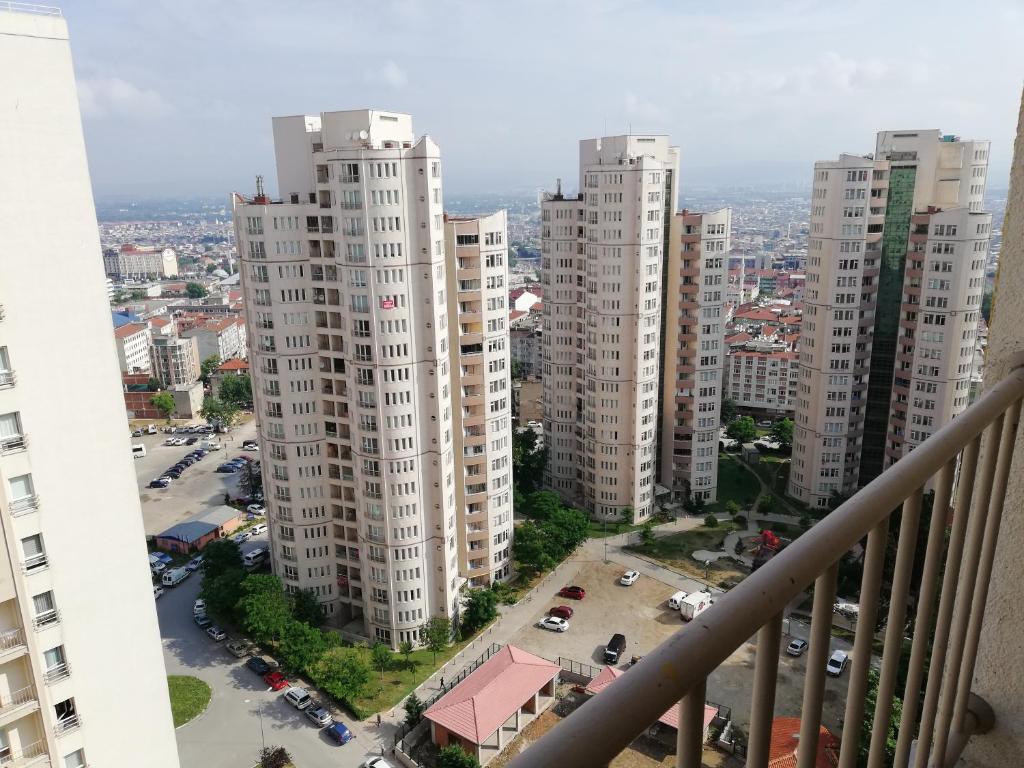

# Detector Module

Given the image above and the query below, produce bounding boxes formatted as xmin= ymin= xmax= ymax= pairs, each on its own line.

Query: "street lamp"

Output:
xmin=244 ymin=698 xmax=266 ymax=752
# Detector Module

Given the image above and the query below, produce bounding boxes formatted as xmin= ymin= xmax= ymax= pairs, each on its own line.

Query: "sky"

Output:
xmin=60 ymin=0 xmax=1024 ymax=200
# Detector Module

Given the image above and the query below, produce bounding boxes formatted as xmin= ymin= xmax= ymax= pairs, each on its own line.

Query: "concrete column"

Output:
xmin=965 ymin=88 xmax=1024 ymax=767
xmin=496 ymin=726 xmax=503 ymax=749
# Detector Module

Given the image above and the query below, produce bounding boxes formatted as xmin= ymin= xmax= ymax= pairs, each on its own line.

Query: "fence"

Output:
xmin=556 ymin=657 xmax=603 ymax=684
xmin=423 ymin=642 xmax=503 ymax=708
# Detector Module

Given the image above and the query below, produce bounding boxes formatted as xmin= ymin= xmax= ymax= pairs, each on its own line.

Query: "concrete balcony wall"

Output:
xmin=967 ymin=89 xmax=1024 ymax=767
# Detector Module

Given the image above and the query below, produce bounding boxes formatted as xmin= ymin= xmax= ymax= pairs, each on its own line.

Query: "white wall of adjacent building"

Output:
xmin=0 ymin=8 xmax=180 ymax=767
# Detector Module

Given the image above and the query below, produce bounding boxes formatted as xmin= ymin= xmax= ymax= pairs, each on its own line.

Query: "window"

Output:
xmin=8 ymin=473 xmax=34 ymax=502
xmin=43 ymin=645 xmax=67 ymax=677
xmin=0 ymin=347 xmax=12 ymax=387
xmin=21 ymin=534 xmax=46 ymax=572
xmin=0 ymin=411 xmax=25 ymax=451
xmin=33 ymin=591 xmax=58 ymax=627
xmin=64 ymin=749 xmax=86 ymax=768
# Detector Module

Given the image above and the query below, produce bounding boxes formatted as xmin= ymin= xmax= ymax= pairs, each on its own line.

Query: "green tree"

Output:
xmin=258 ymin=746 xmax=292 ymax=768
xmin=981 ymin=289 xmax=993 ymax=323
xmin=199 ymin=539 xmax=244 ymax=581
xmin=422 ymin=615 xmax=451 ymax=663
xmin=219 ymin=373 xmax=253 ymax=407
xmin=704 ymin=514 xmax=719 ymax=528
xmin=278 ymin=620 xmax=330 ymax=673
xmin=399 ymin=640 xmax=415 ymax=671
xmin=726 ymin=416 xmax=757 ymax=444
xmin=200 ymin=396 xmax=240 ymax=429
xmin=639 ymin=521 xmax=655 ymax=545
xmin=724 ymin=500 xmax=741 ymax=517
xmin=150 ymin=391 xmax=175 ymax=422
xmin=618 ymin=506 xmax=633 ymax=531
xmin=146 ymin=376 xmax=161 ymax=392
xmin=859 ymin=669 xmax=902 ymax=767
xmin=200 ymin=568 xmax=246 ymax=620
xmin=544 ymin=506 xmax=590 ymax=554
xmin=239 ymin=461 xmax=262 ymax=498
xmin=290 ymin=588 xmax=324 ymax=627
xmin=403 ymin=691 xmax=426 ymax=727
xmin=511 ymin=432 xmax=547 ymax=494
xmin=370 ymin=642 xmax=393 ymax=680
xmin=512 ymin=521 xmax=557 ymax=577
xmin=462 ymin=589 xmax=499 ymax=634
xmin=239 ymin=575 xmax=292 ymax=645
xmin=769 ymin=418 xmax=794 ymax=449
xmin=313 ymin=647 xmax=371 ymax=702
xmin=438 ymin=745 xmax=481 ymax=768
xmin=510 ymin=359 xmax=524 ymax=380
xmin=185 ymin=282 xmax=208 ymax=299
xmin=200 ymin=355 xmax=221 ymax=384
xmin=757 ymin=496 xmax=775 ymax=514
xmin=721 ymin=398 xmax=737 ymax=424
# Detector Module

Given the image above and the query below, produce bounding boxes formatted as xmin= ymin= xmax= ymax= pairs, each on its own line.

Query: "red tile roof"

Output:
xmin=735 ymin=309 xmax=779 ymax=322
xmin=150 ymin=317 xmax=171 ymax=328
xmin=726 ymin=332 xmax=753 ymax=345
xmin=217 ymin=359 xmax=249 ymax=372
xmin=585 ymin=667 xmax=716 ymax=731
xmin=509 ymin=311 xmax=526 ymax=321
xmin=424 ymin=645 xmax=560 ymax=744
xmin=114 ymin=322 xmax=148 ymax=339
xmin=768 ymin=717 xmax=839 ymax=768
xmin=530 ymin=301 xmax=543 ymax=312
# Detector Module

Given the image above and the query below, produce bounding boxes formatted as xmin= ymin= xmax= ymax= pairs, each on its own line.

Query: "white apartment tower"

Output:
xmin=444 ymin=213 xmax=514 ymax=586
xmin=234 ymin=110 xmax=512 ymax=648
xmin=789 ymin=130 xmax=991 ymax=509
xmin=0 ymin=7 xmax=180 ymax=767
xmin=541 ymin=136 xmax=679 ymax=522
xmin=659 ymin=209 xmax=731 ymax=502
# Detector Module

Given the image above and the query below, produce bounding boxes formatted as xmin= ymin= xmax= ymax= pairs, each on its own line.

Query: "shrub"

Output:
xmin=703 ymin=514 xmax=718 ymax=528
xmin=733 ymin=514 xmax=747 ymax=527
xmin=404 ymin=691 xmax=426 ymax=727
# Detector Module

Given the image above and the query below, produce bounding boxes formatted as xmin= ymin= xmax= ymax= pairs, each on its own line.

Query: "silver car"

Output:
xmin=304 ymin=702 xmax=332 ymax=726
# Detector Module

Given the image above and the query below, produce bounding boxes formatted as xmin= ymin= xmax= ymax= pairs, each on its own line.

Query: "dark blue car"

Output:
xmin=325 ymin=721 xmax=354 ymax=745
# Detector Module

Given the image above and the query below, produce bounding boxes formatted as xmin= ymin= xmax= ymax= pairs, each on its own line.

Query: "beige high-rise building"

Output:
xmin=0 ymin=7 xmax=180 ymax=767
xmin=659 ymin=209 xmax=730 ymax=502
xmin=149 ymin=334 xmax=200 ymax=387
xmin=541 ymin=136 xmax=679 ymax=522
xmin=233 ymin=110 xmax=512 ymax=648
xmin=789 ymin=130 xmax=991 ymax=509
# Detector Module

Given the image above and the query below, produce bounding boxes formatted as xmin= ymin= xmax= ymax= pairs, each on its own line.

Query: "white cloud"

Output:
xmin=365 ymin=60 xmax=408 ymax=89
xmin=624 ymin=92 xmax=664 ymax=123
xmin=77 ymin=77 xmax=171 ymax=119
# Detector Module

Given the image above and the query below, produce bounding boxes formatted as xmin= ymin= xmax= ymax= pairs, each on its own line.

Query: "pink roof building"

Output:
xmin=424 ymin=645 xmax=560 ymax=764
xmin=584 ymin=666 xmax=716 ymax=733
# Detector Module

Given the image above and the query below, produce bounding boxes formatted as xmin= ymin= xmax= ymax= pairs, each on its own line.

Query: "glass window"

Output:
xmin=64 ymin=749 xmax=86 ymax=768
xmin=8 ymin=474 xmax=33 ymax=500
xmin=43 ymin=645 xmax=65 ymax=671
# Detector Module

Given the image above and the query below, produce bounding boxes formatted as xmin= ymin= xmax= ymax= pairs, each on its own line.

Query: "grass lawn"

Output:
xmin=167 ymin=675 xmax=211 ymax=727
xmin=624 ymin=522 xmax=746 ymax=586
xmin=709 ymin=454 xmax=761 ymax=512
xmin=587 ymin=521 xmax=643 ymax=538
xmin=348 ymin=634 xmax=482 ymax=718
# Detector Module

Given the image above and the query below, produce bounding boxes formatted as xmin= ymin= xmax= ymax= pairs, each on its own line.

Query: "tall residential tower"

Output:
xmin=541 ymin=136 xmax=679 ymax=522
xmin=0 ymin=7 xmax=180 ymax=767
xmin=233 ymin=110 xmax=512 ymax=648
xmin=789 ymin=130 xmax=991 ymax=508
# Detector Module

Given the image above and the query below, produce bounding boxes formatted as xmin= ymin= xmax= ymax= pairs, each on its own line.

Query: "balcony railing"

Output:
xmin=43 ymin=663 xmax=70 ymax=684
xmin=32 ymin=610 xmax=59 ymax=631
xmin=7 ymin=494 xmax=39 ymax=517
xmin=0 ymin=684 xmax=35 ymax=715
xmin=21 ymin=553 xmax=47 ymax=574
xmin=0 ymin=434 xmax=27 ymax=454
xmin=0 ymin=738 xmax=48 ymax=766
xmin=53 ymin=713 xmax=82 ymax=735
xmin=0 ymin=627 xmax=25 ymax=654
xmin=0 ymin=370 xmax=14 ymax=388
xmin=509 ymin=363 xmax=1024 ymax=768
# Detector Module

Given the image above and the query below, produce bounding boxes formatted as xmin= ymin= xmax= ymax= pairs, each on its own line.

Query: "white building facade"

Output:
xmin=113 ymin=322 xmax=152 ymax=373
xmin=102 ymin=245 xmax=179 ymax=281
xmin=0 ymin=8 xmax=180 ymax=767
xmin=541 ymin=136 xmax=679 ymax=522
xmin=789 ymin=130 xmax=990 ymax=508
xmin=234 ymin=110 xmax=511 ymax=647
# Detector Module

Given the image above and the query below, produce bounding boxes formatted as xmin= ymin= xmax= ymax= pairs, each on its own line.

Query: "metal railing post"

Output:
xmin=676 ymin=677 xmax=707 ymax=768
xmin=746 ymin=613 xmax=783 ymax=768
xmin=797 ymin=562 xmax=838 ymax=768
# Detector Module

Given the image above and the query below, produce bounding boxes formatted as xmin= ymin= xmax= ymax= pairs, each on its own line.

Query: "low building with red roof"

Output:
xmin=583 ymin=666 xmax=717 ymax=736
xmin=768 ymin=717 xmax=839 ymax=767
xmin=424 ymin=645 xmax=560 ymax=765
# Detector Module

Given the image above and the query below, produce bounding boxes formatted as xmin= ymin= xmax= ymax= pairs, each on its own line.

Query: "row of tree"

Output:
xmin=513 ymin=491 xmax=590 ymax=576
xmin=724 ymin=414 xmax=793 ymax=449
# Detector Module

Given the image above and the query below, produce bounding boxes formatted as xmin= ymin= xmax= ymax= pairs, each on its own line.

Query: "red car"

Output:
xmin=549 ymin=605 xmax=574 ymax=620
xmin=263 ymin=671 xmax=289 ymax=691
xmin=558 ymin=586 xmax=586 ymax=600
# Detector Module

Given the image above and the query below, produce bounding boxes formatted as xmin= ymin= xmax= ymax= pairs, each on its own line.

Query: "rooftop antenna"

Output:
xmin=255 ymin=175 xmax=265 ymax=198
xmin=556 ymin=177 xmax=562 ymax=197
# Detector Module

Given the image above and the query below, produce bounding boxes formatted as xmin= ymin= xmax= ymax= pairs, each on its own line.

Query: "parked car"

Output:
xmin=537 ymin=616 xmax=569 ymax=633
xmin=558 ymin=586 xmax=586 ymax=600
xmin=163 ymin=438 xmax=178 ymax=446
xmin=131 ymin=428 xmax=143 ymax=437
xmin=604 ymin=633 xmax=627 ymax=664
xmin=147 ymin=424 xmax=158 ymax=434
xmin=284 ymin=687 xmax=312 ymax=710
xmin=150 ymin=561 xmax=166 ymax=576
xmin=247 ymin=504 xmax=266 ymax=515
xmin=231 ymin=531 xmax=250 ymax=545
xmin=619 ymin=570 xmax=640 ymax=586
xmin=206 ymin=625 xmax=227 ymax=642
xmin=548 ymin=605 xmax=574 ymax=620
xmin=194 ymin=614 xmax=212 ymax=630
xmin=786 ymin=639 xmax=809 ymax=657
xmin=826 ymin=650 xmax=849 ymax=676
xmin=325 ymin=721 xmax=355 ymax=745
xmin=263 ymin=671 xmax=289 ymax=691
xmin=162 ymin=568 xmax=188 ymax=587
xmin=148 ymin=478 xmax=170 ymax=489
xmin=193 ymin=599 xmax=206 ymax=615
xmin=185 ymin=555 xmax=204 ymax=572
xmin=305 ymin=702 xmax=332 ymax=726
xmin=186 ymin=437 xmax=199 ymax=445
xmin=250 ymin=523 xmax=267 ymax=536
xmin=246 ymin=656 xmax=271 ymax=676
xmin=226 ymin=639 xmax=254 ymax=658
xmin=153 ymin=585 xmax=164 ymax=599
xmin=216 ymin=464 xmax=238 ymax=473
xmin=362 ymin=759 xmax=394 ymax=768
xmin=243 ymin=548 xmax=267 ymax=568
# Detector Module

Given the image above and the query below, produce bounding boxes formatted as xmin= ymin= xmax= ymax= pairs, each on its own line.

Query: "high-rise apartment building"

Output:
xmin=233 ymin=110 xmax=512 ymax=648
xmin=789 ymin=130 xmax=991 ymax=508
xmin=444 ymin=213 xmax=514 ymax=586
xmin=659 ymin=209 xmax=731 ymax=502
xmin=102 ymin=244 xmax=179 ymax=281
xmin=149 ymin=334 xmax=200 ymax=387
xmin=0 ymin=7 xmax=180 ymax=767
xmin=541 ymin=136 xmax=679 ymax=522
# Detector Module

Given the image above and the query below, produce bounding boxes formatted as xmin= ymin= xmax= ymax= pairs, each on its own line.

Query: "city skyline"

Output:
xmin=59 ymin=0 xmax=1024 ymax=198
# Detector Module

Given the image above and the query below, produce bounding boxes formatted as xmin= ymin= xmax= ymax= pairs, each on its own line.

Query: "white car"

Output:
xmin=362 ymin=759 xmax=395 ymax=768
xmin=826 ymin=649 xmax=849 ymax=676
xmin=786 ymin=639 xmax=808 ymax=657
xmin=185 ymin=555 xmax=204 ymax=572
xmin=193 ymin=599 xmax=206 ymax=616
xmin=206 ymin=625 xmax=227 ymax=642
xmin=619 ymin=570 xmax=640 ymax=586
xmin=283 ymin=686 xmax=312 ymax=710
xmin=231 ymin=531 xmax=250 ymax=544
xmin=250 ymin=523 xmax=267 ymax=536
xmin=154 ymin=585 xmax=165 ymax=599
xmin=246 ymin=504 xmax=266 ymax=515
xmin=537 ymin=616 xmax=569 ymax=633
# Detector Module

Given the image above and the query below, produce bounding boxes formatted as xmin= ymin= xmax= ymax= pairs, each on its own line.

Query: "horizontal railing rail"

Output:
xmin=509 ymin=364 xmax=1024 ymax=768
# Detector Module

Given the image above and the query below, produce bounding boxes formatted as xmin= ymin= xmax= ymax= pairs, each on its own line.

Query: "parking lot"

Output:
xmin=131 ymin=421 xmax=258 ymax=535
xmin=507 ymin=560 xmax=852 ymax=735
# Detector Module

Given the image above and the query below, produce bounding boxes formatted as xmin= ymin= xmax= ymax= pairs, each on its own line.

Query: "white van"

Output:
xmin=161 ymin=568 xmax=189 ymax=587
xmin=201 ymin=440 xmax=221 ymax=451
xmin=243 ymin=548 xmax=267 ymax=568
xmin=680 ymin=591 xmax=713 ymax=621
xmin=131 ymin=444 xmax=147 ymax=459
xmin=146 ymin=424 xmax=158 ymax=435
xmin=668 ymin=590 xmax=689 ymax=610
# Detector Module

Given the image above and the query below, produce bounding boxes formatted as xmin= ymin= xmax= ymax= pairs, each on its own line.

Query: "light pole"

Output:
xmin=603 ymin=518 xmax=608 ymax=563
xmin=244 ymin=698 xmax=266 ymax=753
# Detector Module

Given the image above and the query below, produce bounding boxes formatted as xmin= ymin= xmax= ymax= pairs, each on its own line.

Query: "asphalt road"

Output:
xmin=156 ymin=532 xmax=388 ymax=768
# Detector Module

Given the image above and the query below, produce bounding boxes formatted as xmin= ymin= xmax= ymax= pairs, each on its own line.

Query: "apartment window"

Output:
xmin=21 ymin=534 xmax=46 ymax=572
xmin=8 ymin=473 xmax=35 ymax=505
xmin=0 ymin=347 xmax=12 ymax=388
xmin=63 ymin=749 xmax=86 ymax=768
xmin=33 ymin=591 xmax=58 ymax=628
xmin=43 ymin=645 xmax=68 ymax=681
xmin=341 ymin=163 xmax=360 ymax=183
xmin=0 ymin=411 xmax=25 ymax=452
